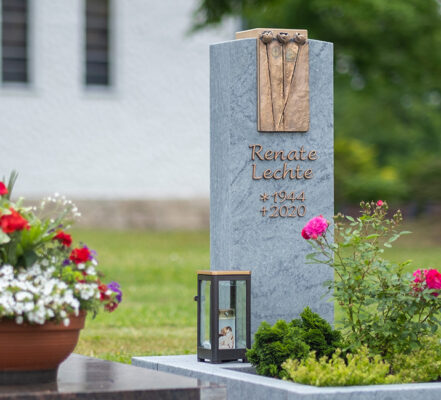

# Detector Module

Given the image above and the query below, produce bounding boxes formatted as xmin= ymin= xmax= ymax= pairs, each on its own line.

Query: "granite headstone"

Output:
xmin=210 ymin=35 xmax=334 ymax=335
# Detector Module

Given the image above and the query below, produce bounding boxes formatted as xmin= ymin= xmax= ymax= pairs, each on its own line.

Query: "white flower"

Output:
xmin=0 ymin=262 xmax=99 ymax=325
xmin=23 ymin=302 xmax=35 ymax=312
xmin=86 ymin=266 xmax=96 ymax=275
xmin=15 ymin=291 xmax=33 ymax=301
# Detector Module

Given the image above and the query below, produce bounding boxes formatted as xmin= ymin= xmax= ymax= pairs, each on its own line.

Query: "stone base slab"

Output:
xmin=0 ymin=354 xmax=225 ymax=400
xmin=132 ymin=354 xmax=441 ymax=400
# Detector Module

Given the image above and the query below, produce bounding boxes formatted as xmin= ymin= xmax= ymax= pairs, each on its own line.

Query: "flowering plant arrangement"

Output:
xmin=0 ymin=172 xmax=122 ymax=326
xmin=303 ymin=201 xmax=441 ymax=357
xmin=249 ymin=200 xmax=441 ymax=386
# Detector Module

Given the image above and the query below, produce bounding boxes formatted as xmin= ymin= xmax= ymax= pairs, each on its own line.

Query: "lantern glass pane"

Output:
xmin=235 ymin=280 xmax=247 ymax=349
xmin=199 ymin=280 xmax=211 ymax=348
xmin=218 ymin=280 xmax=247 ymax=350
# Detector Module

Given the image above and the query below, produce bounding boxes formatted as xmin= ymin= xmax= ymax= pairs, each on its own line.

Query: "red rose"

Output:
xmin=69 ymin=247 xmax=91 ymax=264
xmin=53 ymin=231 xmax=72 ymax=247
xmin=0 ymin=182 xmax=8 ymax=196
xmin=0 ymin=208 xmax=30 ymax=233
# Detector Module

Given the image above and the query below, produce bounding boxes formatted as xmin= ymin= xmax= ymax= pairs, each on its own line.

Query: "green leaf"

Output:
xmin=6 ymin=170 xmax=18 ymax=200
xmin=0 ymin=230 xmax=10 ymax=244
xmin=23 ymin=250 xmax=38 ymax=267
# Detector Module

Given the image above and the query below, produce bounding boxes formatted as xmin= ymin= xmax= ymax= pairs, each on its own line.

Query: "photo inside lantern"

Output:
xmin=218 ymin=280 xmax=247 ymax=350
xmin=219 ymin=309 xmax=235 ymax=349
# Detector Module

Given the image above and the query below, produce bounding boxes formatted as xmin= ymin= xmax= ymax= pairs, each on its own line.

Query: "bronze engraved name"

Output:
xmin=250 ymin=143 xmax=316 ymax=218
xmin=249 ymin=144 xmax=317 ymax=181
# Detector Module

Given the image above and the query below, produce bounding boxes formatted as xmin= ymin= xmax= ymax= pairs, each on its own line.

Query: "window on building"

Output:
xmin=85 ymin=0 xmax=110 ymax=86
xmin=2 ymin=0 xmax=28 ymax=83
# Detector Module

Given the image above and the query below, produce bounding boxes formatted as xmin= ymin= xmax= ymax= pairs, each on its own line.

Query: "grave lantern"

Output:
xmin=195 ymin=270 xmax=251 ymax=363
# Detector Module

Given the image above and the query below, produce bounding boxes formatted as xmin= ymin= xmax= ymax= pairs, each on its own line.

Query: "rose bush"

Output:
xmin=303 ymin=201 xmax=441 ymax=357
xmin=0 ymin=172 xmax=122 ymax=325
xmin=250 ymin=201 xmax=441 ymax=386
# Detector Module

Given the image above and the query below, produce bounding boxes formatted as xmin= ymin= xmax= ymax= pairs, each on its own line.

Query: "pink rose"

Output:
xmin=376 ymin=200 xmax=384 ymax=207
xmin=413 ymin=269 xmax=428 ymax=284
xmin=301 ymin=227 xmax=310 ymax=240
xmin=301 ymin=215 xmax=328 ymax=240
xmin=425 ymin=269 xmax=441 ymax=296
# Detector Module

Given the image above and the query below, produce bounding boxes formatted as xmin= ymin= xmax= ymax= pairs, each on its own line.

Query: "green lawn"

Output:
xmin=74 ymin=230 xmax=209 ymax=364
xmin=73 ymin=218 xmax=441 ymax=364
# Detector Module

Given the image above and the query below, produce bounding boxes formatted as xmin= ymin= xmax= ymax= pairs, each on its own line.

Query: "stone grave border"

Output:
xmin=132 ymin=354 xmax=441 ymax=400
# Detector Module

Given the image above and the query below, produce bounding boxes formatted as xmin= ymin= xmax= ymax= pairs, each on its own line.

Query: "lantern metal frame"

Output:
xmin=196 ymin=270 xmax=251 ymax=363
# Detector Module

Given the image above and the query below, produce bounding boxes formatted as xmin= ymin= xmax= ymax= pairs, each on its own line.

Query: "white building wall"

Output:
xmin=0 ymin=0 xmax=236 ymax=200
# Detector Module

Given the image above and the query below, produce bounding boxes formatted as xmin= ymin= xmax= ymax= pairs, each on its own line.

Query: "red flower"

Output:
xmin=301 ymin=227 xmax=310 ymax=240
xmin=0 ymin=208 xmax=30 ymax=233
xmin=426 ymin=269 xmax=441 ymax=297
xmin=377 ymin=200 xmax=384 ymax=207
xmin=98 ymin=283 xmax=110 ymax=301
xmin=53 ymin=231 xmax=72 ymax=247
xmin=105 ymin=301 xmax=118 ymax=312
xmin=69 ymin=247 xmax=91 ymax=264
xmin=0 ymin=182 xmax=8 ymax=196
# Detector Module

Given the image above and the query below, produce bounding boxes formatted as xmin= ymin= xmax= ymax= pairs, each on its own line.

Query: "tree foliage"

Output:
xmin=193 ymin=0 xmax=441 ymax=206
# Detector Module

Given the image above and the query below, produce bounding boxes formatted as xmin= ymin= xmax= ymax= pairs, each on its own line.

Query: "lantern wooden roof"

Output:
xmin=197 ymin=270 xmax=251 ymax=276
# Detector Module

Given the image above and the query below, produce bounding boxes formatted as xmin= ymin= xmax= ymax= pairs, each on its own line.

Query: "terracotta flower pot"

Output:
xmin=0 ymin=312 xmax=86 ymax=374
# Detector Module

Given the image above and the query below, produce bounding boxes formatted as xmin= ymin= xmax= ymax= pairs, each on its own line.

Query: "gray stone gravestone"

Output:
xmin=210 ymin=33 xmax=334 ymax=335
